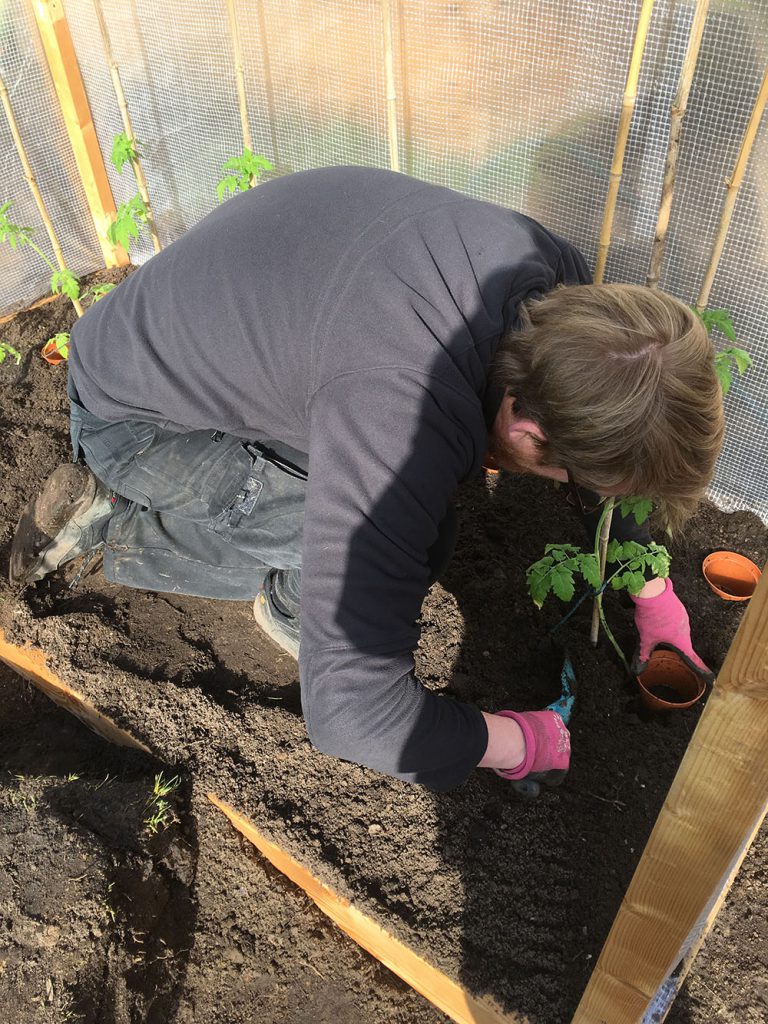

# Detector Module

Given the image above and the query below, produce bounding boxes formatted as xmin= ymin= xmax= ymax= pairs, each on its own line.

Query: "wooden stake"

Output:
xmin=382 ymin=0 xmax=400 ymax=173
xmin=209 ymin=795 xmax=524 ymax=1024
xmin=572 ymin=561 xmax=768 ymax=1023
xmin=594 ymin=0 xmax=656 ymax=283
xmin=0 ymin=72 xmax=84 ymax=316
xmin=224 ymin=0 xmax=252 ymax=152
xmin=31 ymin=0 xmax=128 ymax=268
xmin=646 ymin=1 xmax=710 ymax=289
xmin=696 ymin=65 xmax=768 ymax=309
xmin=590 ymin=500 xmax=614 ymax=647
xmin=92 ymin=0 xmax=162 ymax=253
xmin=254 ymin=0 xmax=280 ymax=166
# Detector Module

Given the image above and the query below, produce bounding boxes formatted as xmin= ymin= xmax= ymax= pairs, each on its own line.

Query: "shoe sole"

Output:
xmin=253 ymin=589 xmax=300 ymax=660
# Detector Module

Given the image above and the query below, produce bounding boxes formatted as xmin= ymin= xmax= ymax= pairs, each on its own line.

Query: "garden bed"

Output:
xmin=1 ymin=282 xmax=766 ymax=1023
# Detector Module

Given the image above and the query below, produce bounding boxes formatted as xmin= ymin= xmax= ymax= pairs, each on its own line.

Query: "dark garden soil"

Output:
xmin=1 ymin=277 xmax=766 ymax=1024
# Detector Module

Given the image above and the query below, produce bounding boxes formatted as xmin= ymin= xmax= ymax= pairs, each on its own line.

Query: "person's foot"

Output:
xmin=252 ymin=570 xmax=300 ymax=660
xmin=9 ymin=464 xmax=118 ymax=586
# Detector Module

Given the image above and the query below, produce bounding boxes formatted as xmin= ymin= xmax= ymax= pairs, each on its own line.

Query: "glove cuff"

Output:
xmin=492 ymin=710 xmax=536 ymax=780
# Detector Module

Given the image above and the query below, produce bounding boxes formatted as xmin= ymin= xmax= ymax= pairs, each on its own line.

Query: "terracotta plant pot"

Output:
xmin=41 ymin=338 xmax=68 ymax=365
xmin=702 ymin=550 xmax=761 ymax=601
xmin=636 ymin=649 xmax=706 ymax=712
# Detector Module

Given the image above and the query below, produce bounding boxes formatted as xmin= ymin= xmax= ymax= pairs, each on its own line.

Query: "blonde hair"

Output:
xmin=492 ymin=283 xmax=725 ymax=532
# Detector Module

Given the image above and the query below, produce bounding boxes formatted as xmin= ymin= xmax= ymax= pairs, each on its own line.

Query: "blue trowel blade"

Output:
xmin=546 ymin=652 xmax=576 ymax=725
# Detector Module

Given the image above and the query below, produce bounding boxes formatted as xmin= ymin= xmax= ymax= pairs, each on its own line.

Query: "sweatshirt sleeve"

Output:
xmin=298 ymin=368 xmax=489 ymax=790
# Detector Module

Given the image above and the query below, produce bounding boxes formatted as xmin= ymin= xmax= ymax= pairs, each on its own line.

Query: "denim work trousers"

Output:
xmin=68 ymin=379 xmax=458 ymax=613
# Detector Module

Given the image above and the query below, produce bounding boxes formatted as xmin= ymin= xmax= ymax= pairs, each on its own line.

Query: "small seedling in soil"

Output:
xmin=216 ymin=148 xmax=274 ymax=200
xmin=527 ymin=497 xmax=670 ymax=671
xmin=143 ymin=772 xmax=181 ymax=835
xmin=693 ymin=306 xmax=752 ymax=395
xmin=0 ymin=200 xmax=81 ymax=311
xmin=86 ymin=282 xmax=117 ymax=303
xmin=0 ymin=341 xmax=21 ymax=364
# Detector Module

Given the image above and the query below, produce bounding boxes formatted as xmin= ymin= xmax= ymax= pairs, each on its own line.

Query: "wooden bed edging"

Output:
xmin=207 ymin=794 xmax=524 ymax=1024
xmin=0 ymin=627 xmax=150 ymax=752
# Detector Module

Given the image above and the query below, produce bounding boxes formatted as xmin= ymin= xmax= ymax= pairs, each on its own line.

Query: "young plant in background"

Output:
xmin=107 ymin=132 xmax=161 ymax=254
xmin=693 ymin=307 xmax=752 ymax=395
xmin=0 ymin=340 xmax=21 ymax=365
xmin=41 ymin=284 xmax=117 ymax=364
xmin=0 ymin=200 xmax=82 ymax=314
xmin=526 ymin=496 xmax=670 ymax=672
xmin=216 ymin=148 xmax=273 ymax=201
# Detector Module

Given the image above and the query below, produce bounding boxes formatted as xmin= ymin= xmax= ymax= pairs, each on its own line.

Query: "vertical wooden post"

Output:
xmin=572 ymin=564 xmax=768 ymax=1024
xmin=31 ymin=0 xmax=128 ymax=267
xmin=594 ymin=0 xmax=655 ymax=283
xmin=381 ymin=0 xmax=400 ymax=173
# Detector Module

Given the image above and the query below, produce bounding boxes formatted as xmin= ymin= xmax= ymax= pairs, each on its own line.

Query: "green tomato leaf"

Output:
xmin=50 ymin=270 xmax=81 ymax=301
xmin=580 ymin=554 xmax=602 ymax=590
xmin=110 ymin=132 xmax=140 ymax=173
xmin=551 ymin=564 xmax=575 ymax=603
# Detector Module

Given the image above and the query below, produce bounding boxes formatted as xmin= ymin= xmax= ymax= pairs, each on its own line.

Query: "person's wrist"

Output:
xmin=632 ymin=576 xmax=668 ymax=601
xmin=478 ymin=711 xmax=526 ymax=770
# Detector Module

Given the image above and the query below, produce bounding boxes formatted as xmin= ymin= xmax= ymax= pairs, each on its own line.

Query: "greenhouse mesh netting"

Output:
xmin=1 ymin=0 xmax=767 ymax=520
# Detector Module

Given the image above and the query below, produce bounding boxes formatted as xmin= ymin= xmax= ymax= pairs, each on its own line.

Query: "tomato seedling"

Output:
xmin=0 ymin=340 xmax=21 ymax=364
xmin=0 ymin=200 xmax=81 ymax=312
xmin=216 ymin=148 xmax=273 ymax=201
xmin=527 ymin=496 xmax=670 ymax=672
xmin=693 ymin=306 xmax=752 ymax=395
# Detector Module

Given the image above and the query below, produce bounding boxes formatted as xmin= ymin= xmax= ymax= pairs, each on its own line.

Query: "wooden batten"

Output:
xmin=572 ymin=563 xmax=768 ymax=1023
xmin=209 ymin=794 xmax=524 ymax=1024
xmin=0 ymin=627 xmax=150 ymax=752
xmin=31 ymin=0 xmax=128 ymax=267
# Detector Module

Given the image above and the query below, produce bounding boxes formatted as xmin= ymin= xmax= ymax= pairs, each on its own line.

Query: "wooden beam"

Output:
xmin=572 ymin=562 xmax=768 ymax=1023
xmin=209 ymin=794 xmax=525 ymax=1024
xmin=31 ymin=0 xmax=128 ymax=267
xmin=0 ymin=627 xmax=150 ymax=751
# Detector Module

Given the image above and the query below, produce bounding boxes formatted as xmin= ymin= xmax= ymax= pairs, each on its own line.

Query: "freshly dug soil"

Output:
xmin=1 ymin=278 xmax=766 ymax=1024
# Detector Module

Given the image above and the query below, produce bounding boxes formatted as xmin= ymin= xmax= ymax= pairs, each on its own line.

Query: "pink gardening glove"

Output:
xmin=631 ymin=578 xmax=714 ymax=682
xmin=492 ymin=710 xmax=570 ymax=798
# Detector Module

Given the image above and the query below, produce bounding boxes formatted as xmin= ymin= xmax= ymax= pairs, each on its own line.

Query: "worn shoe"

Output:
xmin=252 ymin=570 xmax=300 ymax=660
xmin=9 ymin=464 xmax=117 ymax=586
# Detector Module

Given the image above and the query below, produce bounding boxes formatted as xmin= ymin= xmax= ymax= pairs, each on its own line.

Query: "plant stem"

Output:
xmin=590 ymin=498 xmax=614 ymax=646
xmin=598 ymin=594 xmax=631 ymax=674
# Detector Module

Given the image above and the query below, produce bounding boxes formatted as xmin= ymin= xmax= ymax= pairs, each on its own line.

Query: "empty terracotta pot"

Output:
xmin=636 ymin=649 xmax=706 ymax=712
xmin=702 ymin=550 xmax=761 ymax=601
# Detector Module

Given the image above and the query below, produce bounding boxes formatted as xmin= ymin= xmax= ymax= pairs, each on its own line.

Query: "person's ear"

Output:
xmin=504 ymin=394 xmax=547 ymax=443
